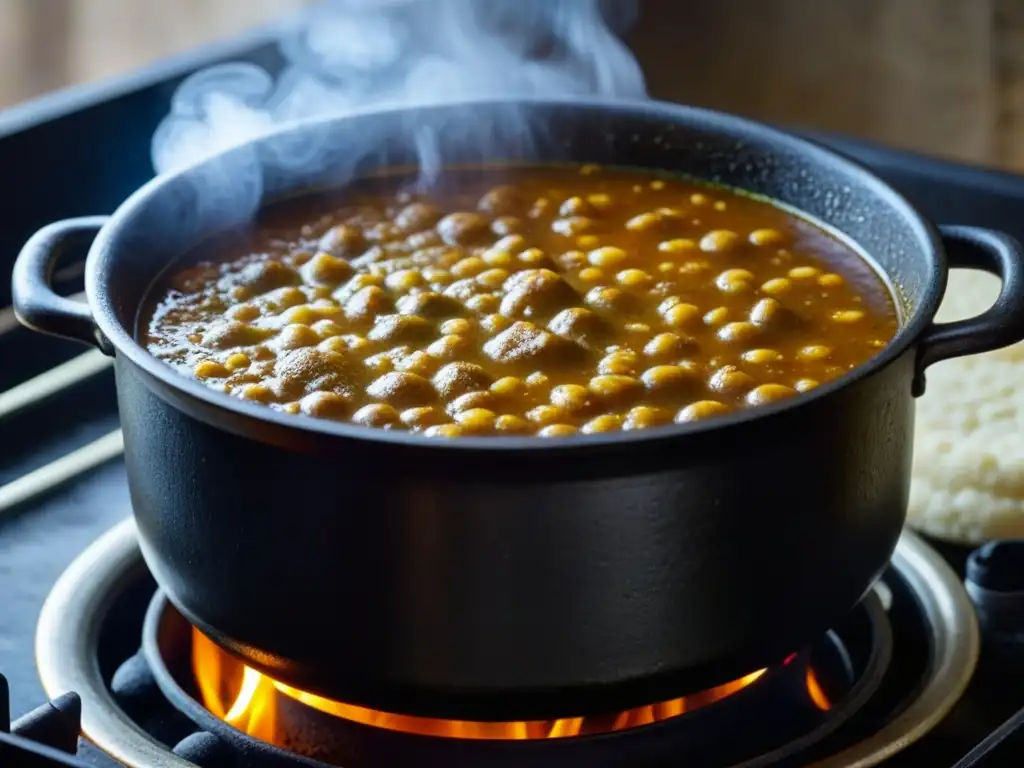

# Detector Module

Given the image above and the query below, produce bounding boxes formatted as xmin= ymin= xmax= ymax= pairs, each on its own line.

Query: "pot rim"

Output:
xmin=87 ymin=96 xmax=944 ymax=452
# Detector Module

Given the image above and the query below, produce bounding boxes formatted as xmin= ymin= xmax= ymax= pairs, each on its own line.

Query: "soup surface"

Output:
xmin=143 ymin=164 xmax=898 ymax=437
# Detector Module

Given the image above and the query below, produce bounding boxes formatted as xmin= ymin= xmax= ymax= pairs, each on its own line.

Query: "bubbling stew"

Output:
xmin=142 ymin=164 xmax=898 ymax=437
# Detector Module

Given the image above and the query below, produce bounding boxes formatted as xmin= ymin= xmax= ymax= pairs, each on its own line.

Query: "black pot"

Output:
xmin=13 ymin=99 xmax=1024 ymax=721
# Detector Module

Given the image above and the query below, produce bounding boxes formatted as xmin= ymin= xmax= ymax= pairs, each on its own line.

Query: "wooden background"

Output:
xmin=2 ymin=0 xmax=1023 ymax=170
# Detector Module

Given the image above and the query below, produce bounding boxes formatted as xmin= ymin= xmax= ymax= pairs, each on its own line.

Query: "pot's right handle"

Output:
xmin=11 ymin=216 xmax=112 ymax=355
xmin=914 ymin=225 xmax=1024 ymax=396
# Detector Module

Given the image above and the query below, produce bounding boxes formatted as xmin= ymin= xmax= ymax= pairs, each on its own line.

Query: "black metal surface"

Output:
xmin=2 ymin=19 xmax=1024 ymax=767
xmin=11 ymin=693 xmax=84 ymax=756
xmin=13 ymin=217 xmax=114 ymax=352
xmin=1 ymin=673 xmax=9 ymax=733
xmin=0 ymin=732 xmax=87 ymax=767
xmin=0 ymin=676 xmax=85 ymax=766
xmin=914 ymin=225 xmax=1024 ymax=394
xmin=967 ymin=541 xmax=1024 ymax=593
xmin=965 ymin=541 xmax=1024 ymax=679
xmin=953 ymin=703 xmax=1024 ymax=767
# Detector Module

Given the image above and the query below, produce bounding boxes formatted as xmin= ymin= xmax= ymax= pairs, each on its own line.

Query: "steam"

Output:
xmin=151 ymin=0 xmax=646 ymax=178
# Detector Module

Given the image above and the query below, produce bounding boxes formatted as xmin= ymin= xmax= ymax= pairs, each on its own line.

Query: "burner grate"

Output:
xmin=0 ymin=675 xmax=84 ymax=766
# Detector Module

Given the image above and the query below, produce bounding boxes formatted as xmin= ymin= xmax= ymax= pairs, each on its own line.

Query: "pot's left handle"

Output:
xmin=11 ymin=216 xmax=113 ymax=355
xmin=914 ymin=225 xmax=1024 ymax=395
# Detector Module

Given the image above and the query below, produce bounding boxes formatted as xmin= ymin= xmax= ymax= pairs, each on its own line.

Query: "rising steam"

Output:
xmin=151 ymin=0 xmax=646 ymax=178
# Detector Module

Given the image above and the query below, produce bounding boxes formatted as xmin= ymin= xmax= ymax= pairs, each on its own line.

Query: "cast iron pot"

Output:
xmin=13 ymin=99 xmax=1024 ymax=721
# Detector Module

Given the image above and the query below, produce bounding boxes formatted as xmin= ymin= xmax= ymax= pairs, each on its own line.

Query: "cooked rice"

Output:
xmin=908 ymin=269 xmax=1024 ymax=543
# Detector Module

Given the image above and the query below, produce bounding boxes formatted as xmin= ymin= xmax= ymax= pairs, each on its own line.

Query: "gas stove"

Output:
xmin=9 ymin=515 xmax=982 ymax=768
xmin=5 ymin=23 xmax=1024 ymax=768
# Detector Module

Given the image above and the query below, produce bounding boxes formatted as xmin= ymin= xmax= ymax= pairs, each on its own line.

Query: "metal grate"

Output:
xmin=0 ymin=298 xmax=121 ymax=517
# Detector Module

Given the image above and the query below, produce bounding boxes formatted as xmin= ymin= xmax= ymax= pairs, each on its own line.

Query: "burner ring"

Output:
xmin=812 ymin=533 xmax=980 ymax=768
xmin=34 ymin=518 xmax=979 ymax=768
xmin=142 ymin=589 xmax=889 ymax=766
xmin=34 ymin=518 xmax=193 ymax=768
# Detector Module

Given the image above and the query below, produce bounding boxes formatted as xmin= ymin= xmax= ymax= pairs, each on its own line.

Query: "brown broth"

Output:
xmin=142 ymin=164 xmax=899 ymax=437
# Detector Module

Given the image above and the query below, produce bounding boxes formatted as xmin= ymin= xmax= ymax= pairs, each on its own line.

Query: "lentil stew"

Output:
xmin=142 ymin=164 xmax=899 ymax=437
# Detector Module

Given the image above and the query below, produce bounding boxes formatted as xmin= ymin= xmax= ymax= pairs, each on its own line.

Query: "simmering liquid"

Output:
xmin=142 ymin=164 xmax=898 ymax=437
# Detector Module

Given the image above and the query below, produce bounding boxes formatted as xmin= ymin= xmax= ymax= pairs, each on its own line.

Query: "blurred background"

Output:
xmin=0 ymin=0 xmax=1021 ymax=169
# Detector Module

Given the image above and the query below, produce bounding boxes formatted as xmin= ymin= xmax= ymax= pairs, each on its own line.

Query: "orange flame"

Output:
xmin=192 ymin=628 xmax=788 ymax=743
xmin=805 ymin=667 xmax=831 ymax=711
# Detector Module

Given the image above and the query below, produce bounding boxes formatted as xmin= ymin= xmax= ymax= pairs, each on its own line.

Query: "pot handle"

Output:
xmin=11 ymin=216 xmax=113 ymax=355
xmin=914 ymin=225 xmax=1024 ymax=395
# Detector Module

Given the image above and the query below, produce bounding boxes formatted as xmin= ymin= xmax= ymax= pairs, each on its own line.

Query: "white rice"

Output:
xmin=908 ymin=269 xmax=1024 ymax=544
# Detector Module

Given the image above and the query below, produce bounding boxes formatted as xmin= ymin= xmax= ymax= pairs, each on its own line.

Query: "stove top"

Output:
xmin=3 ymin=23 xmax=1024 ymax=768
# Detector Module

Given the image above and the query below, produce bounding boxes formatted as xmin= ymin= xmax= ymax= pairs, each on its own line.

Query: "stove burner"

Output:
xmin=136 ymin=585 xmax=888 ymax=765
xmin=140 ymin=590 xmax=886 ymax=766
xmin=190 ymin=622 xmax=774 ymax=739
xmin=33 ymin=519 xmax=978 ymax=767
